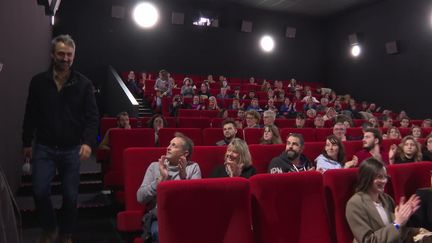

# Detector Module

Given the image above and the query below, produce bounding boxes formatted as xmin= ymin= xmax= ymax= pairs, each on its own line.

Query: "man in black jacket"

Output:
xmin=268 ymin=133 xmax=314 ymax=173
xmin=22 ymin=34 xmax=99 ymax=243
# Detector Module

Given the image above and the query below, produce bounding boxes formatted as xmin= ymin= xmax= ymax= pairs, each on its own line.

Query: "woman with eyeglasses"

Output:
xmin=346 ymin=158 xmax=424 ymax=243
xmin=260 ymin=125 xmax=282 ymax=145
xmin=210 ymin=138 xmax=256 ymax=178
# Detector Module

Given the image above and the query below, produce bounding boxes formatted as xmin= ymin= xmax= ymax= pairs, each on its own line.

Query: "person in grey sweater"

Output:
xmin=137 ymin=133 xmax=201 ymax=242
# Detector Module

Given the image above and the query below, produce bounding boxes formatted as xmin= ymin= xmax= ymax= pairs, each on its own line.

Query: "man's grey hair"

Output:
xmin=51 ymin=34 xmax=76 ymax=52
xmin=263 ymin=110 xmax=276 ymax=119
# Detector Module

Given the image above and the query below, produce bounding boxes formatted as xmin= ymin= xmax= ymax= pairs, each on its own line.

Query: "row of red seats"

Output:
xmin=121 ymin=70 xmax=323 ymax=87
xmin=119 ymin=149 xmax=432 ymax=243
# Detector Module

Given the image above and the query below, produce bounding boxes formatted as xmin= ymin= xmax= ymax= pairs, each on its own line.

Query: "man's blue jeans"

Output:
xmin=32 ymin=143 xmax=81 ymax=234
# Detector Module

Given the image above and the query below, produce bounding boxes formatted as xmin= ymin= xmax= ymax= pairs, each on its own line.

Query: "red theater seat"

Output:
xmin=343 ymin=140 xmax=364 ymax=160
xmin=243 ymin=128 xmax=263 ymax=144
xmin=100 ymin=117 xmax=138 ymax=138
xmin=158 ymin=128 xmax=203 ymax=147
xmin=346 ymin=128 xmax=363 ymax=140
xmin=387 ymin=162 xmax=432 ymax=204
xmin=250 ymin=172 xmax=332 ymax=243
xmin=323 ymin=168 xmax=358 ymax=243
xmin=302 ymin=142 xmax=325 ymax=163
xmin=280 ymin=128 xmax=316 ymax=142
xmin=274 ymin=119 xmax=296 ymax=128
xmin=249 ymin=144 xmax=285 ymax=173
xmin=104 ymin=129 xmax=155 ymax=188
xmin=315 ymin=128 xmax=333 ymax=142
xmin=178 ymin=109 xmax=201 ymax=117
xmin=191 ymin=146 xmax=227 ymax=178
xmin=177 ymin=117 xmax=211 ymax=129
xmin=117 ymin=147 xmax=165 ymax=232
xmin=158 ymin=178 xmax=253 ymax=243
xmin=202 ymin=128 xmax=244 ymax=146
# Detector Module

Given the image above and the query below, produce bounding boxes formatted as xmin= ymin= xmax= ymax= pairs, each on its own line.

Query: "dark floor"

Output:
xmin=19 ymin=155 xmax=130 ymax=243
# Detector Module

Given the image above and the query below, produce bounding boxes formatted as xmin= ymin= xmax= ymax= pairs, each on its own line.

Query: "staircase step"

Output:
xmin=18 ymin=180 xmax=104 ymax=196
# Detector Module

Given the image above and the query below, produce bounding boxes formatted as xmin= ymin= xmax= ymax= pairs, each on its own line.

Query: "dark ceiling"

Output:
xmin=195 ymin=0 xmax=383 ymax=16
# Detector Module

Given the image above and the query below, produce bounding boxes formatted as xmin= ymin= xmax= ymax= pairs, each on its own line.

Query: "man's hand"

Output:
xmin=178 ymin=156 xmax=187 ymax=179
xmin=159 ymin=155 xmax=169 ymax=182
xmin=23 ymin=147 xmax=33 ymax=159
xmin=79 ymin=144 xmax=92 ymax=160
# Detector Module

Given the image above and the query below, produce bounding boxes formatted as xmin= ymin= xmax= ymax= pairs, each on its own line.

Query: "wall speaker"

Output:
xmin=285 ymin=26 xmax=296 ymax=38
xmin=111 ymin=6 xmax=125 ymax=19
xmin=385 ymin=41 xmax=399 ymax=54
xmin=348 ymin=33 xmax=359 ymax=45
xmin=241 ymin=20 xmax=253 ymax=33
xmin=172 ymin=12 xmax=185 ymax=25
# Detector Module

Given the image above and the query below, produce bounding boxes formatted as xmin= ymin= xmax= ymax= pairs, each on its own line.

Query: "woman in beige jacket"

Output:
xmin=346 ymin=158 xmax=422 ymax=243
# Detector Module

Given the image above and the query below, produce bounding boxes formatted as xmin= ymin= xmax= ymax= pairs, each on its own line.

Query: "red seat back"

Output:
xmin=249 ymin=144 xmax=285 ymax=173
xmin=243 ymin=128 xmax=263 ymax=144
xmin=251 ymin=172 xmax=332 ymax=243
xmin=315 ymin=128 xmax=333 ymax=142
xmin=323 ymin=168 xmax=358 ymax=243
xmin=158 ymin=128 xmax=203 ymax=147
xmin=387 ymin=162 xmax=432 ymax=204
xmin=280 ymin=128 xmax=316 ymax=142
xmin=177 ymin=117 xmax=211 ymax=129
xmin=158 ymin=178 xmax=253 ymax=243
xmin=191 ymin=146 xmax=227 ymax=178
xmin=202 ymin=128 xmax=244 ymax=146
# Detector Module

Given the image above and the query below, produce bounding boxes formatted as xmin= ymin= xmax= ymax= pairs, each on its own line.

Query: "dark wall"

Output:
xmin=54 ymin=0 xmax=325 ymax=84
xmin=0 ymin=0 xmax=52 ymax=190
xmin=324 ymin=0 xmax=432 ymax=118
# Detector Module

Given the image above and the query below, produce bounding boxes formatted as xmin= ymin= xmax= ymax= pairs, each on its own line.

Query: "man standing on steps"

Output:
xmin=22 ymin=34 xmax=99 ymax=243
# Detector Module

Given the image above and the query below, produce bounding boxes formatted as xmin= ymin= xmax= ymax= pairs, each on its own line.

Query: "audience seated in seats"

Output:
xmin=168 ymin=95 xmax=190 ymax=117
xmin=346 ymin=158 xmax=425 ymax=243
xmin=210 ymin=138 xmax=256 ymax=178
xmin=154 ymin=69 xmax=173 ymax=97
xmin=336 ymin=114 xmax=354 ymax=128
xmin=361 ymin=121 xmax=374 ymax=133
xmin=237 ymin=108 xmax=246 ymax=120
xmin=306 ymin=108 xmax=317 ymax=119
xmin=368 ymin=116 xmax=380 ymax=128
xmin=218 ymin=109 xmax=228 ymax=119
xmin=190 ymin=95 xmax=204 ymax=110
xmin=422 ymin=134 xmax=432 ymax=161
xmin=231 ymin=87 xmax=241 ymax=100
xmin=295 ymin=112 xmax=306 ymax=128
xmin=287 ymin=78 xmax=298 ymax=93
xmin=399 ymin=117 xmax=410 ymax=128
xmin=333 ymin=100 xmax=343 ymax=113
xmin=273 ymin=80 xmax=284 ymax=94
xmin=411 ymin=126 xmax=422 ymax=140
xmin=198 ymin=83 xmax=211 ymax=100
xmin=125 ymin=71 xmax=142 ymax=98
xmin=389 ymin=135 xmax=422 ymax=164
xmin=268 ymin=133 xmax=314 ymax=173
xmin=228 ymin=98 xmax=243 ymax=110
xmin=261 ymin=80 xmax=272 ymax=92
xmin=245 ymin=110 xmax=261 ymax=128
xmin=216 ymin=87 xmax=231 ymax=99
xmin=314 ymin=114 xmax=325 ymax=128
xmin=422 ymin=119 xmax=432 ymax=128
xmin=355 ymin=128 xmax=390 ymax=165
xmin=246 ymin=98 xmax=262 ymax=112
xmin=396 ymin=110 xmax=408 ymax=121
xmin=292 ymin=90 xmax=303 ymax=103
xmin=99 ymin=112 xmax=131 ymax=150
xmin=146 ymin=114 xmax=167 ymax=146
xmin=315 ymin=135 xmax=358 ymax=172
xmin=333 ymin=122 xmax=348 ymax=141
xmin=382 ymin=115 xmax=394 ymax=129
xmin=383 ymin=126 xmax=402 ymax=140
xmin=137 ymin=133 xmax=201 ymax=243
xmin=324 ymin=107 xmax=338 ymax=121
xmin=216 ymin=119 xmax=238 ymax=146
xmin=207 ymin=96 xmax=220 ymax=110
xmin=260 ymin=125 xmax=282 ymax=145
xmin=366 ymin=103 xmax=380 ymax=113
xmin=279 ymin=97 xmax=296 ymax=118
xmin=180 ymin=77 xmax=195 ymax=98
xmin=262 ymin=110 xmax=276 ymax=126
xmin=243 ymin=90 xmax=256 ymax=100
xmin=248 ymin=76 xmax=256 ymax=85
xmin=276 ymin=90 xmax=285 ymax=102
xmin=328 ymin=90 xmax=337 ymax=104
xmin=303 ymin=96 xmax=318 ymax=111
xmin=264 ymin=98 xmax=278 ymax=114
xmin=203 ymin=74 xmax=215 ymax=84
xmin=316 ymin=97 xmax=330 ymax=112
xmin=302 ymin=90 xmax=320 ymax=103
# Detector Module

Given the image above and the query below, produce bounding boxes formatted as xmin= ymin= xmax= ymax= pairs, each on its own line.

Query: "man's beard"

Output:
xmin=363 ymin=142 xmax=374 ymax=151
xmin=286 ymin=149 xmax=300 ymax=160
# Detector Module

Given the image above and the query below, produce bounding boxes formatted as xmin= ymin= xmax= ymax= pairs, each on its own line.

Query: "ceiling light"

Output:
xmin=133 ymin=2 xmax=159 ymax=28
